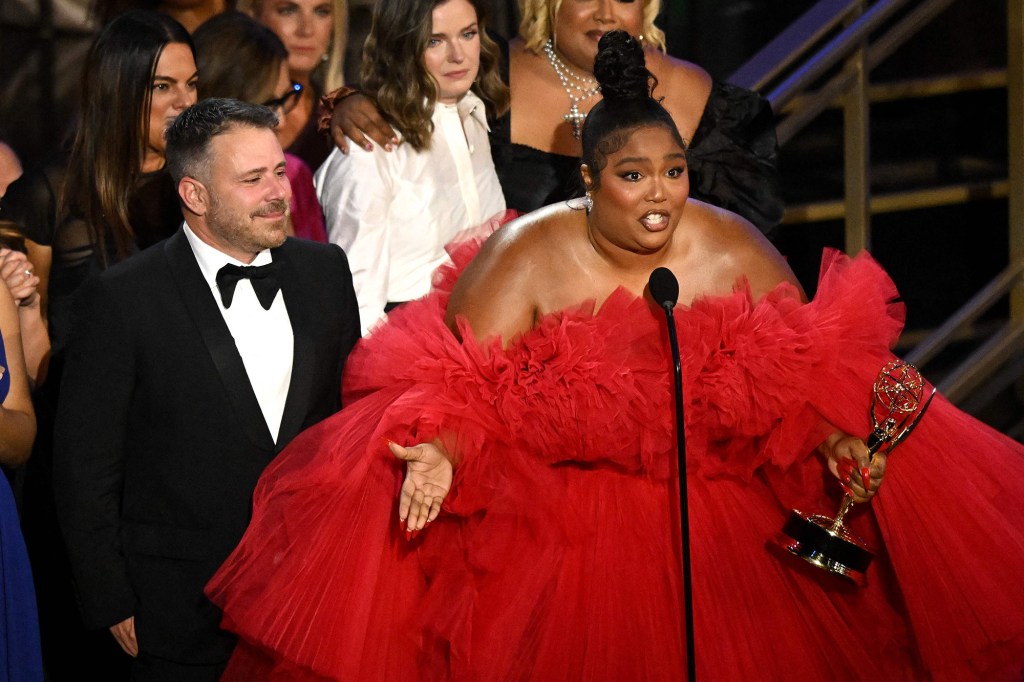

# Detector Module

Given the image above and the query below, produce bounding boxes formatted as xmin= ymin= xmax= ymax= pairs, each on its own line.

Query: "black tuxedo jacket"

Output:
xmin=53 ymin=230 xmax=360 ymax=665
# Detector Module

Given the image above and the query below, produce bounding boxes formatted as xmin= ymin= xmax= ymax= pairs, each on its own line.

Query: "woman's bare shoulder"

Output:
xmin=508 ymin=37 xmax=545 ymax=77
xmin=508 ymin=36 xmax=529 ymax=59
xmin=479 ymin=203 xmax=576 ymax=261
xmin=446 ymin=204 xmax=583 ymax=341
xmin=459 ymin=204 xmax=580 ymax=293
xmin=647 ymin=50 xmax=712 ymax=86
xmin=683 ymin=200 xmax=800 ymax=301
xmin=646 ymin=50 xmax=713 ymax=139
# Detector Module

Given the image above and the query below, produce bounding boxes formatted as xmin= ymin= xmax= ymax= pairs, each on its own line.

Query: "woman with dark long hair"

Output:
xmin=55 ymin=10 xmax=196 ymax=345
xmin=3 ymin=12 xmax=196 ymax=348
xmin=314 ymin=0 xmax=509 ymax=333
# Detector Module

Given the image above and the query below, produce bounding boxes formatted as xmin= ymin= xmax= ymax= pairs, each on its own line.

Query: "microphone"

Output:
xmin=648 ymin=267 xmax=695 ymax=682
xmin=649 ymin=266 xmax=679 ymax=310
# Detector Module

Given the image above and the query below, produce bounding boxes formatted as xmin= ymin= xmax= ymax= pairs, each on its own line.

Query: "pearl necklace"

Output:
xmin=543 ymin=39 xmax=600 ymax=140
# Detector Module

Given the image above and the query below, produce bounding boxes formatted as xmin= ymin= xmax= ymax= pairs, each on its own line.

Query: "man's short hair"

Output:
xmin=164 ymin=98 xmax=279 ymax=185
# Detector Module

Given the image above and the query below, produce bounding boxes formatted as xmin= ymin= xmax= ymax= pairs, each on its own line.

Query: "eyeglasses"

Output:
xmin=262 ymin=81 xmax=303 ymax=116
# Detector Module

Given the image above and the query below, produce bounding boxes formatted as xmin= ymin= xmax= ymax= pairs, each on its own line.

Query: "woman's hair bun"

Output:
xmin=593 ymin=30 xmax=650 ymax=103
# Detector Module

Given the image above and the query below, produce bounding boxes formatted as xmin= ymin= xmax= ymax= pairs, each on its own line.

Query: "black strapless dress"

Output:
xmin=489 ymin=80 xmax=784 ymax=235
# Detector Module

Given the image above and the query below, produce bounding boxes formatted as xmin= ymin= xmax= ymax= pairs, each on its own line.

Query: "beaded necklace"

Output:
xmin=543 ymin=39 xmax=601 ymax=140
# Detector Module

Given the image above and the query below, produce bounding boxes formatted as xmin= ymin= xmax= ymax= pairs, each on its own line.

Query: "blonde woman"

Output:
xmin=239 ymin=0 xmax=348 ymax=170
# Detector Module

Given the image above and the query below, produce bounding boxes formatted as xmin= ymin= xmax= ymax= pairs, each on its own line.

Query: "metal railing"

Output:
xmin=729 ymin=0 xmax=1024 ymax=427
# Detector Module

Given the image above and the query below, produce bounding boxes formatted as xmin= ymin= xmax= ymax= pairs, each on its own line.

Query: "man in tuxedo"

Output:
xmin=54 ymin=98 xmax=360 ymax=680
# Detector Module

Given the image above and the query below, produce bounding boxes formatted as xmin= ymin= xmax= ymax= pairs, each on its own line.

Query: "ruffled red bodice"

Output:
xmin=208 ymin=247 xmax=1024 ymax=681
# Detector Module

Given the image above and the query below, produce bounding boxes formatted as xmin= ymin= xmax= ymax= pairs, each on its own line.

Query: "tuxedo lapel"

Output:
xmin=163 ymin=231 xmax=276 ymax=451
xmin=273 ymin=242 xmax=316 ymax=449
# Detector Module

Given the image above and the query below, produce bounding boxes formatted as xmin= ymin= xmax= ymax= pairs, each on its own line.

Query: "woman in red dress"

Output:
xmin=208 ymin=29 xmax=1024 ymax=681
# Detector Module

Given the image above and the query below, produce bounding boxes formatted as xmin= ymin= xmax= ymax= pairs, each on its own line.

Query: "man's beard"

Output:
xmin=208 ymin=195 xmax=289 ymax=255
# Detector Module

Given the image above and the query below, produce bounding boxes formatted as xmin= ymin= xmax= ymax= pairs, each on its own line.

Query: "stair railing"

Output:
xmin=728 ymin=0 xmax=1024 ymax=426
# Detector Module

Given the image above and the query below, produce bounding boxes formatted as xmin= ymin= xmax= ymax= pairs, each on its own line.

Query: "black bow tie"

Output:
xmin=216 ymin=262 xmax=281 ymax=310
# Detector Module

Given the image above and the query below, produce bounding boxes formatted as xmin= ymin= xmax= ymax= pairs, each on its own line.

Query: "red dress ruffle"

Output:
xmin=207 ymin=247 xmax=1024 ymax=681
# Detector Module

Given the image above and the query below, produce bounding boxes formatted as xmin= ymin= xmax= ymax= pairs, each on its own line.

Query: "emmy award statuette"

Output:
xmin=778 ymin=360 xmax=936 ymax=585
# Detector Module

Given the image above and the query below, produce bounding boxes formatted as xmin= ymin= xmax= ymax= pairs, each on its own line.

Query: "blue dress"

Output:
xmin=0 ymin=335 xmax=43 ymax=681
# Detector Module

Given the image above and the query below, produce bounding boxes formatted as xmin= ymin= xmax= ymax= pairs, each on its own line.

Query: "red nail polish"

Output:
xmin=399 ymin=518 xmax=406 ymax=531
xmin=861 ymin=466 xmax=871 ymax=490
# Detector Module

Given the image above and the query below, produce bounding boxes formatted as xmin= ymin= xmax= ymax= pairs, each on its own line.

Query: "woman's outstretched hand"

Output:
xmin=389 ymin=440 xmax=452 ymax=533
xmin=820 ymin=432 xmax=887 ymax=503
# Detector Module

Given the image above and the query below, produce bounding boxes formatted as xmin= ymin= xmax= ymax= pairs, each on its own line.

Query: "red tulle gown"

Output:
xmin=207 ymin=246 xmax=1024 ymax=681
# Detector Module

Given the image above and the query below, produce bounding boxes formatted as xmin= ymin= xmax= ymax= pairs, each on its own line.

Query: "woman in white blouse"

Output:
xmin=315 ymin=0 xmax=508 ymax=334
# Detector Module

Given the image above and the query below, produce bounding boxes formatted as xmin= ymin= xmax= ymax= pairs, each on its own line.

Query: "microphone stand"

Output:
xmin=650 ymin=268 xmax=695 ymax=682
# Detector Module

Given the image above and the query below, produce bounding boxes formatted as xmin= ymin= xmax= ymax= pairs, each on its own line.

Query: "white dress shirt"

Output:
xmin=184 ymin=224 xmax=294 ymax=442
xmin=315 ymin=91 xmax=506 ymax=335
